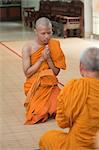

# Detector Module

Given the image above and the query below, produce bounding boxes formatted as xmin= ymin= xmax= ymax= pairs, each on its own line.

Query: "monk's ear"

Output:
xmin=80 ymin=63 xmax=85 ymax=77
xmin=51 ymin=30 xmax=53 ymax=35
xmin=80 ymin=63 xmax=83 ymax=71
xmin=34 ymin=28 xmax=37 ymax=34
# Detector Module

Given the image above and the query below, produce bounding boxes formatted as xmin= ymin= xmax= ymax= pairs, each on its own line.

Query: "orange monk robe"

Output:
xmin=24 ymin=39 xmax=66 ymax=125
xmin=39 ymin=78 xmax=99 ymax=150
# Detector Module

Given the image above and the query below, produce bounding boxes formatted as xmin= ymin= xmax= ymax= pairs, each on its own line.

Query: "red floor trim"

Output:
xmin=0 ymin=42 xmax=22 ymax=59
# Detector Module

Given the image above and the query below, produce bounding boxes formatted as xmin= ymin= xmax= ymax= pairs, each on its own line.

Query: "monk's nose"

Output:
xmin=45 ymin=33 xmax=49 ymax=38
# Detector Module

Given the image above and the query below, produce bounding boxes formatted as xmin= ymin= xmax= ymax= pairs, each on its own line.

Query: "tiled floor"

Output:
xmin=0 ymin=22 xmax=99 ymax=150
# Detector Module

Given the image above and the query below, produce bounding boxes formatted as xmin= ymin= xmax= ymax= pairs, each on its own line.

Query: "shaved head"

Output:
xmin=80 ymin=47 xmax=99 ymax=71
xmin=35 ymin=17 xmax=52 ymax=29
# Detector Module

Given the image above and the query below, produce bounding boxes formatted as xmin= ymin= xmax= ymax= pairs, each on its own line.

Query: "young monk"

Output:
xmin=39 ymin=47 xmax=99 ymax=150
xmin=22 ymin=17 xmax=66 ymax=125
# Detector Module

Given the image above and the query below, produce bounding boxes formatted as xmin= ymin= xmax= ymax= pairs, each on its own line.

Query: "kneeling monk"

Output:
xmin=22 ymin=17 xmax=66 ymax=125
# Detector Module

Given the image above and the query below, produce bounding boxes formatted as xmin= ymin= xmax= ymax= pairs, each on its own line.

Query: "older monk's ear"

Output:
xmin=80 ymin=63 xmax=85 ymax=77
xmin=80 ymin=63 xmax=83 ymax=71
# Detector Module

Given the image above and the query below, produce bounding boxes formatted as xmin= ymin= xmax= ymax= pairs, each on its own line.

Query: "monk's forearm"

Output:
xmin=56 ymin=113 xmax=68 ymax=129
xmin=56 ymin=119 xmax=67 ymax=129
xmin=47 ymin=57 xmax=60 ymax=75
xmin=25 ymin=58 xmax=43 ymax=78
xmin=56 ymin=115 xmax=70 ymax=129
xmin=56 ymin=96 xmax=70 ymax=129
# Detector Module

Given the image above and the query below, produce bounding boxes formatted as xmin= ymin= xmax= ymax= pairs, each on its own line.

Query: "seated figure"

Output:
xmin=39 ymin=47 xmax=99 ymax=150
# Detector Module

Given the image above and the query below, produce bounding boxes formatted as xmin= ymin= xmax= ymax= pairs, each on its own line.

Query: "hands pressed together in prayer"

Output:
xmin=40 ymin=45 xmax=60 ymax=75
xmin=40 ymin=45 xmax=51 ymax=62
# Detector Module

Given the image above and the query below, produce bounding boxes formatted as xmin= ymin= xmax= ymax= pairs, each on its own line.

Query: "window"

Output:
xmin=93 ymin=0 xmax=99 ymax=35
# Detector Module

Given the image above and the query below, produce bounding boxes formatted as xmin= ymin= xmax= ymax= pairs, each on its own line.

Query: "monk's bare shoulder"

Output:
xmin=22 ymin=41 xmax=41 ymax=56
xmin=22 ymin=43 xmax=33 ymax=57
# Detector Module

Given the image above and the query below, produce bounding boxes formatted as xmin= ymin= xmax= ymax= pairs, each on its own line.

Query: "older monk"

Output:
xmin=39 ymin=47 xmax=99 ymax=150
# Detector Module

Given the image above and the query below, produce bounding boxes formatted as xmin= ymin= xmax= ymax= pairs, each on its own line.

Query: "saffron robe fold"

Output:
xmin=24 ymin=39 xmax=66 ymax=125
xmin=39 ymin=78 xmax=99 ymax=150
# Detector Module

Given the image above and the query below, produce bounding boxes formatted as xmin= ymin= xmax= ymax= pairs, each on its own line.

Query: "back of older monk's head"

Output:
xmin=35 ymin=17 xmax=52 ymax=29
xmin=80 ymin=47 xmax=99 ymax=78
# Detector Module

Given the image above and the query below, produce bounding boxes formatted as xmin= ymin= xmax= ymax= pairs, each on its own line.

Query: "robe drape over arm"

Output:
xmin=49 ymin=39 xmax=66 ymax=70
xmin=24 ymin=39 xmax=66 ymax=125
xmin=39 ymin=78 xmax=99 ymax=150
xmin=56 ymin=79 xmax=89 ymax=128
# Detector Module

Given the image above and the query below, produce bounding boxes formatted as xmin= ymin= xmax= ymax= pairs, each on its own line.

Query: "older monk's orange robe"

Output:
xmin=24 ymin=39 xmax=66 ymax=125
xmin=39 ymin=78 xmax=99 ymax=150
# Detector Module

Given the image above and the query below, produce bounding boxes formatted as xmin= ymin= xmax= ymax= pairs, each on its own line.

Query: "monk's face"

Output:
xmin=36 ymin=25 xmax=52 ymax=45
